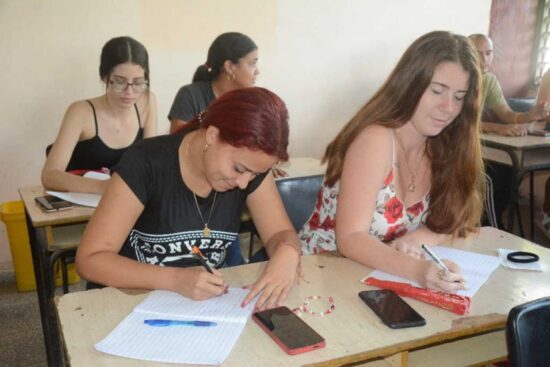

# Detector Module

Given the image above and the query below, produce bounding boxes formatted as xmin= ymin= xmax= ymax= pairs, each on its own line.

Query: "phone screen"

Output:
xmin=253 ymin=306 xmax=325 ymax=354
xmin=359 ymin=290 xmax=426 ymax=329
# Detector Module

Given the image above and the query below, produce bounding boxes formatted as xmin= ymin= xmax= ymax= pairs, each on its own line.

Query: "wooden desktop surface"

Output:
xmin=57 ymin=227 xmax=550 ymax=367
xmin=481 ymin=127 xmax=550 ymax=168
xmin=18 ymin=157 xmax=325 ymax=229
xmin=19 ymin=186 xmax=94 ymax=228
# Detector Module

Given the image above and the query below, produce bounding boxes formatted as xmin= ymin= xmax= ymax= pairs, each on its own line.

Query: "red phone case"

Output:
xmin=252 ymin=308 xmax=325 ymax=355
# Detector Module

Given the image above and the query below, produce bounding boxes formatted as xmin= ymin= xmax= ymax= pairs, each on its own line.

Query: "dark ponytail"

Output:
xmin=192 ymin=32 xmax=257 ymax=83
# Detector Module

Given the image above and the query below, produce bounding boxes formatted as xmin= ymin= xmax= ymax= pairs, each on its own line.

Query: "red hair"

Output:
xmin=173 ymin=87 xmax=289 ymax=161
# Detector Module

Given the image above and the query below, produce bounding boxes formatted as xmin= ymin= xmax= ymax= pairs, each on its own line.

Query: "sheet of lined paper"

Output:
xmin=367 ymin=246 xmax=501 ymax=297
xmin=95 ymin=288 xmax=255 ymax=365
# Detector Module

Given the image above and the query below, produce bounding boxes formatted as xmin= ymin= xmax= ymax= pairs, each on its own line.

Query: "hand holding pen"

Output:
xmin=169 ymin=246 xmax=227 ymax=300
xmin=421 ymin=244 xmax=466 ymax=292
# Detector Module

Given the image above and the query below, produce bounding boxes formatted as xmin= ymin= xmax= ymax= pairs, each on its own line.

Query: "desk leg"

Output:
xmin=25 ymin=212 xmax=62 ymax=367
xmin=385 ymin=351 xmax=408 ymax=367
xmin=530 ymin=171 xmax=535 ymax=240
xmin=507 ymin=168 xmax=519 ymax=234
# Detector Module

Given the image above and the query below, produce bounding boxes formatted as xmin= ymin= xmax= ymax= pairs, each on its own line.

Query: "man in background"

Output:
xmin=469 ymin=34 xmax=548 ymax=136
xmin=469 ymin=33 xmax=548 ymax=229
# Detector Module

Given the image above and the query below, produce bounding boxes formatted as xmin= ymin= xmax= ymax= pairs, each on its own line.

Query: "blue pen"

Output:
xmin=144 ymin=319 xmax=217 ymax=327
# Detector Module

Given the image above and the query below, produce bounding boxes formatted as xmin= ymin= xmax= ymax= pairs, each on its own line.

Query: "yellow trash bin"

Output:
xmin=0 ymin=200 xmax=80 ymax=292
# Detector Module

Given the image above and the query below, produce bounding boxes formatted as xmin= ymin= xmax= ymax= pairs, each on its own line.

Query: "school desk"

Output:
xmin=18 ymin=157 xmax=326 ymax=367
xmin=56 ymin=227 xmax=550 ymax=367
xmin=481 ymin=128 xmax=550 ymax=239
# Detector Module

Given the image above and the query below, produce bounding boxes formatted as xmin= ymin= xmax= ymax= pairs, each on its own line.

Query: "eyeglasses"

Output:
xmin=108 ymin=78 xmax=149 ymax=93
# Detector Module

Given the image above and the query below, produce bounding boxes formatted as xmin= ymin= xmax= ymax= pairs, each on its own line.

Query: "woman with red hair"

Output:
xmin=76 ymin=87 xmax=300 ymax=310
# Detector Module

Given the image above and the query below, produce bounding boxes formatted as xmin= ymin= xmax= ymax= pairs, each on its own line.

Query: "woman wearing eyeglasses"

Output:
xmin=42 ymin=36 xmax=157 ymax=194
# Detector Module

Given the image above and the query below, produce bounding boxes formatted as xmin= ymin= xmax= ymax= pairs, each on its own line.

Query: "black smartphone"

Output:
xmin=252 ymin=306 xmax=326 ymax=355
xmin=35 ymin=195 xmax=73 ymax=212
xmin=359 ymin=290 xmax=426 ymax=329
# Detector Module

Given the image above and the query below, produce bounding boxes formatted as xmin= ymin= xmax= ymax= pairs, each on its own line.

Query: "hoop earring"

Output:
xmin=203 ymin=143 xmax=209 ymax=152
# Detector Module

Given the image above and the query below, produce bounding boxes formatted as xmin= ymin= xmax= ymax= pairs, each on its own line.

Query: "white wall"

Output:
xmin=0 ymin=0 xmax=491 ymax=269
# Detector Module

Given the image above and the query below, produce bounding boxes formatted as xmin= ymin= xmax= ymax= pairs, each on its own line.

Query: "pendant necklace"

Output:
xmin=186 ymin=131 xmax=217 ymax=237
xmin=192 ymin=191 xmax=217 ymax=237
xmin=395 ymin=133 xmax=425 ymax=193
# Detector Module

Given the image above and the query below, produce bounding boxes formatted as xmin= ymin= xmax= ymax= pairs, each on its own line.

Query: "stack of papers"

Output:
xmin=95 ymin=289 xmax=255 ymax=365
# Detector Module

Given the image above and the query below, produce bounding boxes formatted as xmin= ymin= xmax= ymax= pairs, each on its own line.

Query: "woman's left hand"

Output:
xmin=241 ymin=245 xmax=300 ymax=310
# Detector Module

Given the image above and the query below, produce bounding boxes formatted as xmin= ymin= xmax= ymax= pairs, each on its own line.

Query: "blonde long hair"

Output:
xmin=324 ymin=31 xmax=484 ymax=237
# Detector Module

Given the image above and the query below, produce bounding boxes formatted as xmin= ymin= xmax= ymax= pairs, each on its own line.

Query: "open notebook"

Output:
xmin=365 ymin=246 xmax=501 ymax=297
xmin=95 ymin=288 xmax=255 ymax=365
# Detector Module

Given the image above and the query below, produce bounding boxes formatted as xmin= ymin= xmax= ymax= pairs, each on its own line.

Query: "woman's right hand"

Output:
xmin=171 ymin=267 xmax=227 ymax=300
xmin=421 ymin=260 xmax=466 ymax=293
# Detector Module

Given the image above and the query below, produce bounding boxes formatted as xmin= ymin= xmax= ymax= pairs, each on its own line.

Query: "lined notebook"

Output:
xmin=366 ymin=246 xmax=501 ymax=297
xmin=95 ymin=289 xmax=255 ymax=365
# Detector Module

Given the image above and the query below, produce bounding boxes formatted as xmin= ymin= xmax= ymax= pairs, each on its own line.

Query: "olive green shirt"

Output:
xmin=482 ymin=72 xmax=507 ymax=110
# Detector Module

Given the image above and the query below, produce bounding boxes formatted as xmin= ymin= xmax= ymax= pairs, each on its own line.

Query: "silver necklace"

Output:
xmin=395 ymin=133 xmax=425 ymax=193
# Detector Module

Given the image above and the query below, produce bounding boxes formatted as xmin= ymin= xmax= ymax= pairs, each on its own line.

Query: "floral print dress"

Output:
xmin=299 ymin=132 xmax=429 ymax=255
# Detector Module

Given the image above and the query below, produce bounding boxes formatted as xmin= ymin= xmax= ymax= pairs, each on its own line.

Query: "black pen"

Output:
xmin=192 ymin=245 xmax=213 ymax=274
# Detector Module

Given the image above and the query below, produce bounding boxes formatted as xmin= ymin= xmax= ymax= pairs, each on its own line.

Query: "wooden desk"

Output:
xmin=19 ymin=186 xmax=93 ymax=367
xmin=19 ymin=157 xmax=325 ymax=367
xmin=481 ymin=131 xmax=550 ymax=238
xmin=57 ymin=227 xmax=550 ymax=367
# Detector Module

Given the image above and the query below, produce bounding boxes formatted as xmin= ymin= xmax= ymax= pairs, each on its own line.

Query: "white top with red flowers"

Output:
xmin=299 ymin=133 xmax=429 ymax=255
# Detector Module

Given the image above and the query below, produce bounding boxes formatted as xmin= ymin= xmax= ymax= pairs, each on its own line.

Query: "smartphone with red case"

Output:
xmin=252 ymin=306 xmax=325 ymax=355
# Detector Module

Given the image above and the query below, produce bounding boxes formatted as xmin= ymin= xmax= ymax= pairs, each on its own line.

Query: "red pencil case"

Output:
xmin=362 ymin=277 xmax=471 ymax=315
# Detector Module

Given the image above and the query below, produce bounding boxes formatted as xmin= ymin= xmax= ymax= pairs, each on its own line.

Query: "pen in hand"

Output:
xmin=421 ymin=244 xmax=449 ymax=272
xmin=192 ymin=245 xmax=213 ymax=274
xmin=192 ymin=245 xmax=228 ymax=294
xmin=421 ymin=244 xmax=465 ymax=285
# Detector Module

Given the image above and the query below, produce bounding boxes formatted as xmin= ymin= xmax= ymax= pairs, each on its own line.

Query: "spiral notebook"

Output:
xmin=95 ymin=289 xmax=255 ymax=365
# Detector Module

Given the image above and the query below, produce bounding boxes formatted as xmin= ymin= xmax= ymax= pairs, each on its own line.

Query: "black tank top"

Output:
xmin=66 ymin=100 xmax=144 ymax=171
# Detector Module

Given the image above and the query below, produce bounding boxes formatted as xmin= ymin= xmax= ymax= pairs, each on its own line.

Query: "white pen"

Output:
xmin=421 ymin=244 xmax=449 ymax=272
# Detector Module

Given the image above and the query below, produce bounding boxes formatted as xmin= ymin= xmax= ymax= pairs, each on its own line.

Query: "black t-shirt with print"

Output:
xmin=114 ymin=130 xmax=268 ymax=269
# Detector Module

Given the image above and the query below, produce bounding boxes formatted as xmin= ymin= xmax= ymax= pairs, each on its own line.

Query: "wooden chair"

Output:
xmin=47 ymin=223 xmax=85 ymax=294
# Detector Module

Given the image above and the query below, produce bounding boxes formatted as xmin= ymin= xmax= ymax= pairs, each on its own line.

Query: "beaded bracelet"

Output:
xmin=293 ymin=296 xmax=336 ymax=317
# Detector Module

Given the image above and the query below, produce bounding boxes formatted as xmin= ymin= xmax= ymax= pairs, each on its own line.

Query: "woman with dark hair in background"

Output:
xmin=42 ymin=36 xmax=157 ymax=194
xmin=168 ymin=32 xmax=258 ymax=132
xmin=300 ymin=31 xmax=485 ymax=293
xmin=76 ymin=87 xmax=300 ymax=310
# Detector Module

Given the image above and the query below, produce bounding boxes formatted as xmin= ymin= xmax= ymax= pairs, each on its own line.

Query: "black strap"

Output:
xmin=86 ymin=100 xmax=98 ymax=136
xmin=506 ymin=251 xmax=539 ymax=263
xmin=134 ymin=103 xmax=141 ymax=127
